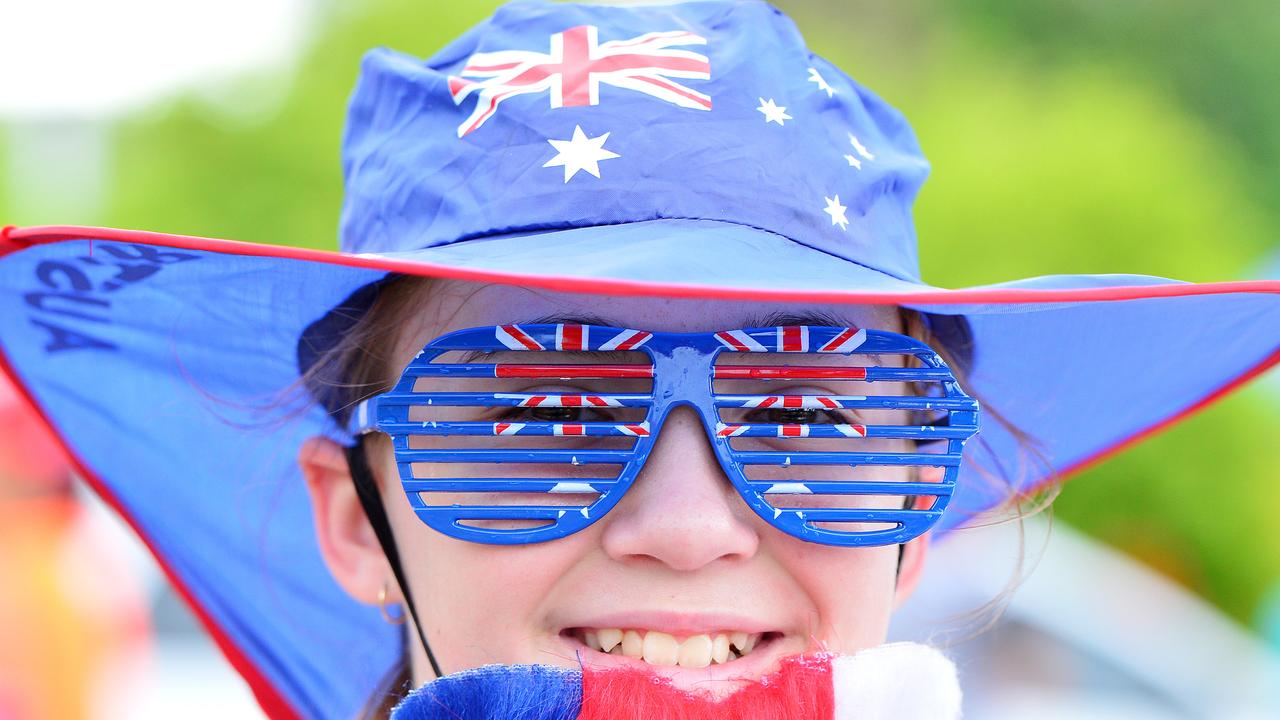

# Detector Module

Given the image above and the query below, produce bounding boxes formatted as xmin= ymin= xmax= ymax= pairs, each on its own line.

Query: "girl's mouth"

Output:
xmin=561 ymin=627 xmax=784 ymax=668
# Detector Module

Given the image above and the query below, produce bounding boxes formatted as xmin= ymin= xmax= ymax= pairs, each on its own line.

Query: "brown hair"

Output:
xmin=903 ymin=310 xmax=1059 ymax=641
xmin=297 ymin=274 xmax=1056 ymax=716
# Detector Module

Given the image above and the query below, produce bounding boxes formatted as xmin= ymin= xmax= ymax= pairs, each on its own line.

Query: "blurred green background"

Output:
xmin=3 ymin=0 xmax=1277 ymax=628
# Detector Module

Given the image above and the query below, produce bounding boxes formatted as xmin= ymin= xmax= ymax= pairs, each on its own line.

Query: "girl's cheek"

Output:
xmin=775 ymin=543 xmax=899 ymax=651
xmin=418 ymin=538 xmax=576 ymax=624
xmin=411 ymin=546 xmax=538 ymax=665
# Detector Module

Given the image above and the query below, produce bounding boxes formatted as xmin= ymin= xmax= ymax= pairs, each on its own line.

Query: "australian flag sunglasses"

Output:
xmin=351 ymin=324 xmax=979 ymax=547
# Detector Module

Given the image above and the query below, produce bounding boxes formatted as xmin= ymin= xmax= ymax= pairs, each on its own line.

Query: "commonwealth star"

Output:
xmin=543 ymin=125 xmax=621 ymax=182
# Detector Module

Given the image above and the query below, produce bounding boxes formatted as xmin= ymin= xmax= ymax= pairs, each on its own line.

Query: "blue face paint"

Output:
xmin=353 ymin=323 xmax=979 ymax=547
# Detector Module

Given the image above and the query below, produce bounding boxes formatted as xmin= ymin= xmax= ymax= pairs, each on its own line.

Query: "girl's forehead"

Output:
xmin=406 ymin=281 xmax=900 ymax=346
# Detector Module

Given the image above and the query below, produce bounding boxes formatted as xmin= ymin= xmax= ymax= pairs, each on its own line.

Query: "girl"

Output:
xmin=300 ymin=279 xmax=970 ymax=718
xmin=2 ymin=1 xmax=1278 ymax=717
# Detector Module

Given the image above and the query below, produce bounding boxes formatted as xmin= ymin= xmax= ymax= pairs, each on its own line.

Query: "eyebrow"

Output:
xmin=737 ymin=310 xmax=852 ymax=329
xmin=520 ymin=311 xmax=858 ymax=330
xmin=734 ymin=311 xmax=891 ymax=366
xmin=452 ymin=311 xmax=879 ymax=364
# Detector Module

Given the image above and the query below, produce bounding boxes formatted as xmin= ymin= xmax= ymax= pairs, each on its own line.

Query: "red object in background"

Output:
xmin=0 ymin=372 xmax=152 ymax=719
xmin=0 ymin=372 xmax=68 ymax=490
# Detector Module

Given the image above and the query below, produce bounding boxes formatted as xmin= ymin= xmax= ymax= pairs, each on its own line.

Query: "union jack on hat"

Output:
xmin=0 ymin=0 xmax=1278 ymax=718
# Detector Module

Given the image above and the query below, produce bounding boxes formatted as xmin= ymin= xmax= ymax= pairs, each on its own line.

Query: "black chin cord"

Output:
xmin=345 ymin=437 xmax=444 ymax=680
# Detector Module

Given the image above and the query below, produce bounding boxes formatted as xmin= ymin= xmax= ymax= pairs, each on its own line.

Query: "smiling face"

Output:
xmin=300 ymin=279 xmax=936 ymax=696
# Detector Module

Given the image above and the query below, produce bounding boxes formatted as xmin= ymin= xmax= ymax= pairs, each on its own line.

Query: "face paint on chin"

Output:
xmin=392 ymin=653 xmax=838 ymax=720
xmin=578 ymin=653 xmax=837 ymax=719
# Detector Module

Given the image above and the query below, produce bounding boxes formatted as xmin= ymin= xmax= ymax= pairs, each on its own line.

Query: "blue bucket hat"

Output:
xmin=1 ymin=0 xmax=1278 ymax=716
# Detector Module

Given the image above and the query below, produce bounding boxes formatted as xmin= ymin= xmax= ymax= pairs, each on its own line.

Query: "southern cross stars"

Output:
xmin=843 ymin=133 xmax=875 ymax=170
xmin=807 ymin=67 xmax=835 ymax=97
xmin=543 ymin=125 xmax=621 ymax=182
xmin=757 ymin=97 xmax=792 ymax=125
xmin=823 ymin=195 xmax=849 ymax=231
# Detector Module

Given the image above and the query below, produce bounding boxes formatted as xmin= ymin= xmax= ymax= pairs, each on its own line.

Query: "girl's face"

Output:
xmin=302 ymin=280 xmax=934 ymax=696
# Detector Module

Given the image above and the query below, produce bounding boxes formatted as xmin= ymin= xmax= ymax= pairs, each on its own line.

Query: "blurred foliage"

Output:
xmin=3 ymin=0 xmax=1278 ymax=622
xmin=948 ymin=0 xmax=1280 ymax=222
xmin=101 ymin=0 xmax=503 ymax=247
xmin=909 ymin=52 xmax=1270 ymax=284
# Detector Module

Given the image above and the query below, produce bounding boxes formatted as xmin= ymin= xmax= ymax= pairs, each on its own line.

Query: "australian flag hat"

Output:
xmin=1 ymin=1 xmax=1278 ymax=717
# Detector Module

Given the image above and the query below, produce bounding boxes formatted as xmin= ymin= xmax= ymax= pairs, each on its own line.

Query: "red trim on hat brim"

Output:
xmin=4 ymin=225 xmax=1280 ymax=715
xmin=0 ymin=345 xmax=302 ymax=720
xmin=7 ymin=224 xmax=1280 ymax=304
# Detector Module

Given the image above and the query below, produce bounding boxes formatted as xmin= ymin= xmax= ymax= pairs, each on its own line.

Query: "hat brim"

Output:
xmin=3 ymin=221 xmax=1279 ymax=718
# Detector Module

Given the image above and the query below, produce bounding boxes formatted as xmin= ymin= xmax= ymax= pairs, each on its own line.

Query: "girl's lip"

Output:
xmin=553 ymin=611 xmax=781 ymax=638
xmin=556 ymin=629 xmax=796 ymax=691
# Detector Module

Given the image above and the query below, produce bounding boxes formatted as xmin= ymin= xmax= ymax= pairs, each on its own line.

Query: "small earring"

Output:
xmin=377 ymin=583 xmax=407 ymax=626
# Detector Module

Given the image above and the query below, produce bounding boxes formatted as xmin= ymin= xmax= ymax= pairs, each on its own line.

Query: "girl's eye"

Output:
xmin=756 ymin=408 xmax=842 ymax=425
xmin=530 ymin=406 xmax=581 ymax=423
xmin=507 ymin=406 xmax=609 ymax=423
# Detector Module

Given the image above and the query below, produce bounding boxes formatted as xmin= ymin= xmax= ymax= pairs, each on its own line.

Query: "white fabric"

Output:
xmin=832 ymin=642 xmax=962 ymax=720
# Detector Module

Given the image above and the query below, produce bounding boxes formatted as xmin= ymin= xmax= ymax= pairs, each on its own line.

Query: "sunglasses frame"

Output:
xmin=352 ymin=324 xmax=979 ymax=547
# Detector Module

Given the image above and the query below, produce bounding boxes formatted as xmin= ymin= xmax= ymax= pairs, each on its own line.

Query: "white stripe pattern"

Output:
xmin=739 ymin=395 xmax=864 ymax=409
xmin=495 ymin=325 xmax=542 ymax=350
xmin=617 ymin=422 xmax=651 ymax=437
xmin=776 ymin=325 xmax=810 ymax=352
xmin=777 ymin=424 xmax=811 ymax=437
xmin=715 ymin=330 xmax=769 ymax=352
xmin=548 ymin=482 xmax=598 ymax=494
xmin=715 ymin=422 xmax=749 ymax=437
xmin=599 ymin=328 xmax=653 ymax=351
xmin=818 ymin=328 xmax=868 ymax=353
xmin=764 ymin=482 xmax=813 ymax=494
xmin=554 ymin=324 xmax=587 ymax=351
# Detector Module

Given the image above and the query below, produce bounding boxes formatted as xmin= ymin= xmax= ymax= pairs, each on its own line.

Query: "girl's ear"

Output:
xmin=892 ymin=465 xmax=943 ymax=608
xmin=298 ymin=436 xmax=394 ymax=605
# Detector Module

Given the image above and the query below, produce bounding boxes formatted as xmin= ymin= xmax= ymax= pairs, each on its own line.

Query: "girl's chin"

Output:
xmin=553 ymin=631 xmax=808 ymax=697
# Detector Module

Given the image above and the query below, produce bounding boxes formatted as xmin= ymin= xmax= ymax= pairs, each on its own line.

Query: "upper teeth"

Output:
xmin=578 ymin=628 xmax=763 ymax=667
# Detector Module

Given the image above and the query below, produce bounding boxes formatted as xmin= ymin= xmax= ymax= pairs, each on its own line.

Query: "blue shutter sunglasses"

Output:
xmin=352 ymin=324 xmax=979 ymax=547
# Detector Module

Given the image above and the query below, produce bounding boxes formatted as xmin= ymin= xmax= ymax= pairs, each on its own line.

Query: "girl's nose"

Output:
xmin=599 ymin=406 xmax=761 ymax=571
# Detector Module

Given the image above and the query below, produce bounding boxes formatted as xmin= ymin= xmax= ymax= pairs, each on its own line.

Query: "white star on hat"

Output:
xmin=823 ymin=195 xmax=849 ymax=230
xmin=543 ymin=125 xmax=621 ymax=182
xmin=807 ymin=67 xmax=835 ymax=97
xmin=844 ymin=153 xmax=862 ymax=170
xmin=757 ymin=97 xmax=792 ymax=125
xmin=848 ymin=133 xmax=875 ymax=161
